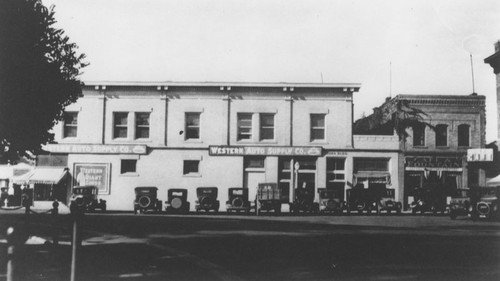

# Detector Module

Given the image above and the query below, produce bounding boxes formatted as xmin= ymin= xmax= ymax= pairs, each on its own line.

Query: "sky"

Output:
xmin=42 ymin=0 xmax=500 ymax=141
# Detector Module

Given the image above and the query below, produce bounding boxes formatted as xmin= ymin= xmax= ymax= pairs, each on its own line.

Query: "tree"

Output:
xmin=0 ymin=0 xmax=87 ymax=162
xmin=353 ymin=96 xmax=434 ymax=141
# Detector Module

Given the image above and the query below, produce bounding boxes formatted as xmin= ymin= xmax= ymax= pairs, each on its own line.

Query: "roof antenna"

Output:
xmin=470 ymin=54 xmax=476 ymax=94
xmin=389 ymin=61 xmax=392 ymax=98
xmin=320 ymin=72 xmax=324 ymax=83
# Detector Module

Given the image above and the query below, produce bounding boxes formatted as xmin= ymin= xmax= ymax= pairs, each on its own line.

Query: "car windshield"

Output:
xmin=480 ymin=188 xmax=497 ymax=196
xmin=73 ymin=188 xmax=93 ymax=195
xmin=384 ymin=189 xmax=394 ymax=197
xmin=231 ymin=190 xmax=243 ymax=195
xmin=172 ymin=191 xmax=184 ymax=196
xmin=454 ymin=190 xmax=469 ymax=197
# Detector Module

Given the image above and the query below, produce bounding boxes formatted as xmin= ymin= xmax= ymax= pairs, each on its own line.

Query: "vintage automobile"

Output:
xmin=133 ymin=186 xmax=163 ymax=214
xmin=70 ymin=185 xmax=106 ymax=212
xmin=255 ymin=183 xmax=282 ymax=215
xmin=226 ymin=187 xmax=251 ymax=213
xmin=317 ymin=188 xmax=345 ymax=214
xmin=290 ymin=187 xmax=319 ymax=214
xmin=346 ymin=188 xmax=374 ymax=214
xmin=409 ymin=187 xmax=447 ymax=214
xmin=449 ymin=189 xmax=472 ymax=220
xmin=165 ymin=189 xmax=190 ymax=214
xmin=376 ymin=188 xmax=402 ymax=214
xmin=195 ymin=187 xmax=220 ymax=212
xmin=471 ymin=186 xmax=500 ymax=221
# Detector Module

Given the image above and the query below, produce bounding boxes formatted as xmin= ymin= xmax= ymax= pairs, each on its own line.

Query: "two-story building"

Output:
xmin=32 ymin=81 xmax=396 ymax=211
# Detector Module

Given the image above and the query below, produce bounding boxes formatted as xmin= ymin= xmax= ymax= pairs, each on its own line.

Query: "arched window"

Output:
xmin=435 ymin=124 xmax=448 ymax=147
xmin=412 ymin=124 xmax=425 ymax=147
xmin=458 ymin=124 xmax=470 ymax=147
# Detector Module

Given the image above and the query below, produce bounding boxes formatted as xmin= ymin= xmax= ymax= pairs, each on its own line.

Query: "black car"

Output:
xmin=70 ymin=186 xmax=106 ymax=213
xmin=346 ymin=188 xmax=374 ymax=214
xmin=471 ymin=186 xmax=500 ymax=221
xmin=317 ymin=188 xmax=345 ymax=214
xmin=165 ymin=189 xmax=190 ymax=214
xmin=195 ymin=187 xmax=220 ymax=212
xmin=226 ymin=187 xmax=251 ymax=213
xmin=290 ymin=187 xmax=319 ymax=214
xmin=133 ymin=187 xmax=163 ymax=214
xmin=376 ymin=188 xmax=402 ymax=214
xmin=449 ymin=189 xmax=471 ymax=220
xmin=409 ymin=187 xmax=447 ymax=214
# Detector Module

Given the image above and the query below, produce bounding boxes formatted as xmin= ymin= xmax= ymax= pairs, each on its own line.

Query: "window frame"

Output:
xmin=183 ymin=160 xmax=200 ymax=176
xmin=135 ymin=112 xmax=150 ymax=139
xmin=412 ymin=124 xmax=425 ymax=147
xmin=237 ymin=113 xmax=253 ymax=141
xmin=435 ymin=124 xmax=448 ymax=147
xmin=310 ymin=114 xmax=326 ymax=141
xmin=120 ymin=159 xmax=137 ymax=174
xmin=259 ymin=113 xmax=275 ymax=141
xmin=63 ymin=112 xmax=78 ymax=138
xmin=113 ymin=112 xmax=129 ymax=139
xmin=457 ymin=124 xmax=470 ymax=147
xmin=185 ymin=112 xmax=201 ymax=140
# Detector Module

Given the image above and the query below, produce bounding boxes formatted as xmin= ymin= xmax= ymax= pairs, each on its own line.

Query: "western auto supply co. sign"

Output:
xmin=209 ymin=146 xmax=322 ymax=156
xmin=44 ymin=144 xmax=147 ymax=154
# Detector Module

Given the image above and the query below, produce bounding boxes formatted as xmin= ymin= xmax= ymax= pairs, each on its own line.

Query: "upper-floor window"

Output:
xmin=113 ymin=112 xmax=128 ymax=139
xmin=237 ymin=113 xmax=252 ymax=141
xmin=185 ymin=112 xmax=200 ymax=140
xmin=121 ymin=159 xmax=137 ymax=174
xmin=260 ymin=113 xmax=275 ymax=140
xmin=458 ymin=124 xmax=470 ymax=147
xmin=435 ymin=124 xmax=448 ymax=147
xmin=183 ymin=160 xmax=200 ymax=175
xmin=63 ymin=112 xmax=78 ymax=138
xmin=413 ymin=124 xmax=425 ymax=147
xmin=135 ymin=112 xmax=150 ymax=139
xmin=310 ymin=114 xmax=326 ymax=141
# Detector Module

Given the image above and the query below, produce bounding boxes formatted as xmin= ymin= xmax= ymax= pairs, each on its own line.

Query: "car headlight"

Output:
xmin=418 ymin=201 xmax=423 ymax=206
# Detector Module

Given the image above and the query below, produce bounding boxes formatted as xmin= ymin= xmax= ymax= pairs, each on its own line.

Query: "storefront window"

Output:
xmin=121 ymin=159 xmax=137 ymax=174
xmin=244 ymin=157 xmax=265 ymax=169
xmin=183 ymin=160 xmax=199 ymax=175
xmin=327 ymin=158 xmax=345 ymax=181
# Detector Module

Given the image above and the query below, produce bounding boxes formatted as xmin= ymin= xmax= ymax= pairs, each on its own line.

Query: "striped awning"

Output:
xmin=353 ymin=171 xmax=391 ymax=185
xmin=13 ymin=168 xmax=68 ymax=185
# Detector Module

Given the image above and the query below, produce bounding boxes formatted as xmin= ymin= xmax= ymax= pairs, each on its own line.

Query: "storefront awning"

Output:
xmin=353 ymin=171 xmax=391 ymax=185
xmin=486 ymin=175 xmax=500 ymax=187
xmin=13 ymin=168 xmax=68 ymax=185
xmin=405 ymin=167 xmax=462 ymax=172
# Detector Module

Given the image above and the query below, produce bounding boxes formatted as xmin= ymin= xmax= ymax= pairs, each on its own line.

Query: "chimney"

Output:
xmin=495 ymin=40 xmax=500 ymax=52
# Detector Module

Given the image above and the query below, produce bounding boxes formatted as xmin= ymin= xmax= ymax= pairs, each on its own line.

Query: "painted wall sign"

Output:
xmin=44 ymin=144 xmax=147 ymax=154
xmin=405 ymin=156 xmax=462 ymax=168
xmin=73 ymin=163 xmax=111 ymax=194
xmin=467 ymin=148 xmax=493 ymax=162
xmin=209 ymin=146 xmax=322 ymax=156
xmin=326 ymin=151 xmax=348 ymax=156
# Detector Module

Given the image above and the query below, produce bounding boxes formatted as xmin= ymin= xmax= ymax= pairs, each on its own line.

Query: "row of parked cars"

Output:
xmin=69 ymin=184 xmax=500 ymax=221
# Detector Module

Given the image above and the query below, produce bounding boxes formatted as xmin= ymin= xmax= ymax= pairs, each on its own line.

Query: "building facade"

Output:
xmin=37 ymin=81 xmax=401 ymax=211
xmin=484 ymin=40 xmax=500 ymax=140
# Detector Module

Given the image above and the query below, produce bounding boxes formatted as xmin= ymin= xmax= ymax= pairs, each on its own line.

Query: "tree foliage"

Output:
xmin=353 ymin=97 xmax=434 ymax=141
xmin=0 ymin=0 xmax=87 ymax=162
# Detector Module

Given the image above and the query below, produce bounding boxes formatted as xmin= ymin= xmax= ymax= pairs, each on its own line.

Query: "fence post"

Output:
xmin=6 ymin=227 xmax=20 ymax=281
xmin=70 ymin=202 xmax=84 ymax=281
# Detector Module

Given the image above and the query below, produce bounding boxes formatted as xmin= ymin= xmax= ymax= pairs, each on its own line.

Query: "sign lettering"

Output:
xmin=209 ymin=146 xmax=322 ymax=156
xmin=44 ymin=144 xmax=147 ymax=154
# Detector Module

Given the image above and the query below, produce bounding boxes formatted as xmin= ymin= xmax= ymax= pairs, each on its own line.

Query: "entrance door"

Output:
xmin=244 ymin=172 xmax=265 ymax=201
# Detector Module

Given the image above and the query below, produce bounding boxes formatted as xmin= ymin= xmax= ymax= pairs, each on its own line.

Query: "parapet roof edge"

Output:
xmin=394 ymin=94 xmax=485 ymax=99
xmin=83 ymin=80 xmax=361 ymax=90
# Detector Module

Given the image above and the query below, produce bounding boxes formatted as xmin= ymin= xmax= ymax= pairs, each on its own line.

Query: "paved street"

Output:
xmin=0 ymin=213 xmax=499 ymax=281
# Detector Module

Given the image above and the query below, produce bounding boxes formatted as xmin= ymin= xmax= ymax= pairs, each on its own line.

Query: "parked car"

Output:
xmin=376 ymin=188 xmax=402 ymax=214
xmin=70 ymin=186 xmax=106 ymax=212
xmin=165 ymin=189 xmax=190 ymax=214
xmin=346 ymin=188 xmax=374 ymax=214
xmin=449 ymin=189 xmax=472 ymax=220
xmin=409 ymin=187 xmax=447 ymax=214
xmin=290 ymin=187 xmax=319 ymax=213
xmin=133 ymin=187 xmax=162 ymax=214
xmin=256 ymin=183 xmax=282 ymax=215
xmin=226 ymin=187 xmax=251 ymax=213
xmin=471 ymin=186 xmax=500 ymax=221
xmin=195 ymin=187 xmax=220 ymax=212
xmin=317 ymin=188 xmax=345 ymax=214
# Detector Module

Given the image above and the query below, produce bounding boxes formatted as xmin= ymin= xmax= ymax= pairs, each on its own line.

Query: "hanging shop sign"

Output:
xmin=73 ymin=163 xmax=111 ymax=194
xmin=467 ymin=148 xmax=493 ymax=162
xmin=209 ymin=146 xmax=322 ymax=156
xmin=44 ymin=144 xmax=147 ymax=154
xmin=405 ymin=156 xmax=462 ymax=169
